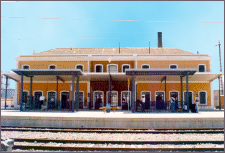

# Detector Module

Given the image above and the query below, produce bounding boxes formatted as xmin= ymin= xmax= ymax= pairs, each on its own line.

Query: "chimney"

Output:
xmin=157 ymin=31 xmax=163 ymax=48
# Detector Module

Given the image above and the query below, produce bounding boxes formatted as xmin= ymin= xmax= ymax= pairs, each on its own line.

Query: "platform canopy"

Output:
xmin=125 ymin=69 xmax=197 ymax=76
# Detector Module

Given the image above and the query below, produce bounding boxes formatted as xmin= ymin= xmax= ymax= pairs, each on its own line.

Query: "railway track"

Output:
xmin=2 ymin=126 xmax=224 ymax=152
xmin=12 ymin=138 xmax=224 ymax=152
xmin=1 ymin=126 xmax=224 ymax=134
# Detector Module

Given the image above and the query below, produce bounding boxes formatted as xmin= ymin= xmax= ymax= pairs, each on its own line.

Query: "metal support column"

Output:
xmin=180 ymin=76 xmax=183 ymax=110
xmin=56 ymin=76 xmax=59 ymax=109
xmin=20 ymin=74 xmax=24 ymax=111
xmin=29 ymin=76 xmax=33 ymax=109
xmin=4 ymin=76 xmax=8 ymax=109
xmin=109 ymin=62 xmax=111 ymax=105
xmin=132 ymin=71 xmax=135 ymax=113
xmin=165 ymin=76 xmax=166 ymax=107
xmin=186 ymin=74 xmax=189 ymax=112
xmin=219 ymin=76 xmax=221 ymax=110
xmin=76 ymin=76 xmax=80 ymax=111
xmin=72 ymin=74 xmax=75 ymax=112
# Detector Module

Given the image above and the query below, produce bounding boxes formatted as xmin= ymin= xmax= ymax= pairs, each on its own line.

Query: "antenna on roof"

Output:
xmin=149 ymin=40 xmax=150 ymax=54
xmin=33 ymin=50 xmax=35 ymax=55
xmin=119 ymin=42 xmax=120 ymax=54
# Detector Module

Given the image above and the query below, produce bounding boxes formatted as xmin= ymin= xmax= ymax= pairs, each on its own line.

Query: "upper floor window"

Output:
xmin=122 ymin=65 xmax=130 ymax=73
xmin=76 ymin=65 xmax=83 ymax=72
xmin=198 ymin=65 xmax=205 ymax=72
xmin=49 ymin=65 xmax=56 ymax=69
xmin=107 ymin=64 xmax=118 ymax=73
xmin=170 ymin=64 xmax=177 ymax=69
xmin=142 ymin=64 xmax=150 ymax=69
xmin=95 ymin=64 xmax=103 ymax=73
xmin=22 ymin=65 xmax=30 ymax=69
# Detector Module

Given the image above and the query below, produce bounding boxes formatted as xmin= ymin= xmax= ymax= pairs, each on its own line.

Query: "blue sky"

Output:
xmin=1 ymin=1 xmax=224 ymax=90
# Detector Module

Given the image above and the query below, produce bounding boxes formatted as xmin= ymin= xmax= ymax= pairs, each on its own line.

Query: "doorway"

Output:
xmin=34 ymin=91 xmax=42 ymax=109
xmin=121 ymin=91 xmax=131 ymax=110
xmin=48 ymin=91 xmax=56 ymax=109
xmin=75 ymin=91 xmax=84 ymax=109
xmin=141 ymin=91 xmax=151 ymax=110
xmin=93 ymin=91 xmax=104 ymax=109
xmin=170 ymin=92 xmax=179 ymax=110
xmin=61 ymin=92 xmax=70 ymax=109
xmin=184 ymin=92 xmax=193 ymax=110
xmin=22 ymin=91 xmax=28 ymax=104
xmin=156 ymin=91 xmax=165 ymax=110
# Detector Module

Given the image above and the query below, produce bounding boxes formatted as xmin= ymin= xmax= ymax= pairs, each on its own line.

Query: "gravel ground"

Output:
xmin=1 ymin=131 xmax=224 ymax=141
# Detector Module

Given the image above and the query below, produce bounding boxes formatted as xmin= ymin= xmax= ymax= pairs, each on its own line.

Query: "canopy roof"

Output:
xmin=3 ymin=69 xmax=222 ymax=83
xmin=11 ymin=69 xmax=83 ymax=77
xmin=125 ymin=69 xmax=197 ymax=76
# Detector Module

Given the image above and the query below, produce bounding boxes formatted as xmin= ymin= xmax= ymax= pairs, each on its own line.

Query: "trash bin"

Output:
xmin=171 ymin=102 xmax=175 ymax=113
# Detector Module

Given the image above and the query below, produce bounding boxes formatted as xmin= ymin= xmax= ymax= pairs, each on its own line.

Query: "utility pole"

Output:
xmin=215 ymin=40 xmax=224 ymax=95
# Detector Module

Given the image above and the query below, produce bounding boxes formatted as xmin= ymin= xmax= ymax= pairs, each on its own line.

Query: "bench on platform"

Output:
xmin=99 ymin=107 xmax=118 ymax=113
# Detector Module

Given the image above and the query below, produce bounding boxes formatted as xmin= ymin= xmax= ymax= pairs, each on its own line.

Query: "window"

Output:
xmin=76 ymin=65 xmax=83 ymax=72
xmin=22 ymin=65 xmax=29 ymax=69
xmin=198 ymin=65 xmax=205 ymax=72
xmin=95 ymin=65 xmax=103 ymax=73
xmin=107 ymin=64 xmax=118 ymax=73
xmin=49 ymin=65 xmax=56 ymax=69
xmin=122 ymin=65 xmax=130 ymax=73
xmin=142 ymin=65 xmax=150 ymax=69
xmin=170 ymin=65 xmax=177 ymax=69
xmin=107 ymin=91 xmax=118 ymax=107
xmin=199 ymin=91 xmax=206 ymax=105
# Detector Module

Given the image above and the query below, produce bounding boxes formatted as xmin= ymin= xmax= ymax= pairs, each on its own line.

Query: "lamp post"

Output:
xmin=106 ymin=58 xmax=111 ymax=113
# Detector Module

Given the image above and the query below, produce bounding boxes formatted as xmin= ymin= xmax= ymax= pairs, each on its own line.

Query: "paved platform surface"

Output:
xmin=1 ymin=110 xmax=224 ymax=129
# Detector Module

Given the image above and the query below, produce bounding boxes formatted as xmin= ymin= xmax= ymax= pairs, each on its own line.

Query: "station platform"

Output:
xmin=1 ymin=110 xmax=224 ymax=129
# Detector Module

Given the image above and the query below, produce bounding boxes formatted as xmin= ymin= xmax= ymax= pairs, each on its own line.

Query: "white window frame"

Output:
xmin=198 ymin=64 xmax=206 ymax=72
xmin=93 ymin=91 xmax=104 ymax=108
xmin=183 ymin=91 xmax=193 ymax=105
xmin=155 ymin=91 xmax=165 ymax=101
xmin=107 ymin=64 xmax=118 ymax=73
xmin=22 ymin=64 xmax=30 ymax=69
xmin=141 ymin=64 xmax=150 ymax=69
xmin=74 ymin=91 xmax=85 ymax=108
xmin=49 ymin=64 xmax=57 ymax=69
xmin=122 ymin=64 xmax=130 ymax=73
xmin=95 ymin=64 xmax=103 ymax=73
xmin=106 ymin=91 xmax=118 ymax=107
xmin=198 ymin=91 xmax=207 ymax=105
xmin=121 ymin=91 xmax=131 ymax=109
xmin=169 ymin=64 xmax=178 ymax=69
xmin=75 ymin=64 xmax=84 ymax=72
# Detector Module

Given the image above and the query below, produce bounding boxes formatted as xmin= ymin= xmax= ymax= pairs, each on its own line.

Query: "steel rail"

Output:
xmin=2 ymin=126 xmax=224 ymax=131
xmin=12 ymin=145 xmax=224 ymax=152
xmin=2 ymin=128 xmax=224 ymax=134
xmin=12 ymin=138 xmax=225 ymax=144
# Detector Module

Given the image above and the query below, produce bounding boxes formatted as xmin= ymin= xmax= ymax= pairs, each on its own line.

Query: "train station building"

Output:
xmin=3 ymin=32 xmax=223 ymax=112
